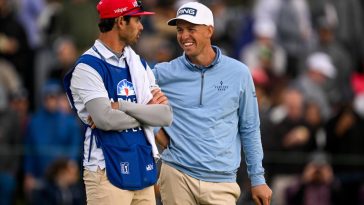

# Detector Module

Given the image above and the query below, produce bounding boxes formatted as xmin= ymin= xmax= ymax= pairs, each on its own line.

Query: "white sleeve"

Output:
xmin=70 ymin=63 xmax=109 ymax=104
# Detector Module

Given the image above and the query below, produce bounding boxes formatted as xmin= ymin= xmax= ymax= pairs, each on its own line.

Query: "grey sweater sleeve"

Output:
xmin=119 ymin=101 xmax=173 ymax=127
xmin=85 ymin=97 xmax=141 ymax=131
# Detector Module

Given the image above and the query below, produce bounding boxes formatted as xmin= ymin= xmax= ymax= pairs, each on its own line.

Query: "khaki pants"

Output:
xmin=83 ymin=168 xmax=156 ymax=205
xmin=158 ymin=163 xmax=240 ymax=205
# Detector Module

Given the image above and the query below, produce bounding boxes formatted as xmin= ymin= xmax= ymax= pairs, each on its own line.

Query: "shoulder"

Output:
xmin=153 ymin=57 xmax=184 ymax=74
xmin=221 ymin=54 xmax=250 ymax=75
xmin=154 ymin=57 xmax=182 ymax=69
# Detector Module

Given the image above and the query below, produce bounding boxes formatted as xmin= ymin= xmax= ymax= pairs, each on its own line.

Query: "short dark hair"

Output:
xmin=98 ymin=16 xmax=132 ymax=33
xmin=98 ymin=18 xmax=115 ymax=33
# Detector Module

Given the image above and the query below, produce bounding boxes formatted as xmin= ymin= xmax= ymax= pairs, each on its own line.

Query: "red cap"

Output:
xmin=97 ymin=0 xmax=154 ymax=19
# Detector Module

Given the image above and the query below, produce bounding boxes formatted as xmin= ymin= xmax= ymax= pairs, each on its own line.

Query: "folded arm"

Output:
xmin=85 ymin=97 xmax=141 ymax=131
xmin=118 ymin=101 xmax=172 ymax=126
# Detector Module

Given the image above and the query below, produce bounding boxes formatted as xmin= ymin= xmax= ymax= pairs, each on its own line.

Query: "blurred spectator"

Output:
xmin=285 ymin=152 xmax=341 ymax=205
xmin=23 ymin=80 xmax=82 ymax=203
xmin=32 ymin=158 xmax=85 ymax=205
xmin=150 ymin=1 xmax=176 ymax=39
xmin=353 ymin=94 xmax=364 ymax=119
xmin=0 ymin=0 xmax=34 ymax=108
xmin=351 ymin=70 xmax=364 ymax=96
xmin=0 ymin=58 xmax=22 ymax=95
xmin=136 ymin=36 xmax=176 ymax=68
xmin=9 ymin=88 xmax=30 ymax=138
xmin=275 ymin=0 xmax=314 ymax=78
xmin=292 ymin=52 xmax=336 ymax=120
xmin=240 ymin=18 xmax=286 ymax=78
xmin=16 ymin=0 xmax=45 ymax=50
xmin=253 ymin=0 xmax=282 ymax=23
xmin=47 ymin=37 xmax=78 ymax=82
xmin=37 ymin=0 xmax=62 ymax=46
xmin=37 ymin=0 xmax=63 ymax=47
xmin=331 ymin=0 xmax=364 ymax=70
xmin=307 ymin=0 xmax=338 ymax=31
xmin=324 ymin=102 xmax=364 ymax=205
xmin=53 ymin=0 xmax=99 ymax=54
xmin=204 ymin=0 xmax=245 ymax=56
xmin=304 ymin=101 xmax=326 ymax=150
xmin=268 ymin=88 xmax=318 ymax=205
xmin=271 ymin=88 xmax=317 ymax=159
xmin=0 ymin=84 xmax=22 ymax=205
xmin=8 ymin=88 xmax=30 ymax=204
xmin=242 ymin=0 xmax=316 ymax=104
xmin=313 ymin=17 xmax=354 ymax=105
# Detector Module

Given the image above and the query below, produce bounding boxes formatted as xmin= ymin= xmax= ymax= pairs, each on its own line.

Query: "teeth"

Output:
xmin=184 ymin=42 xmax=193 ymax=46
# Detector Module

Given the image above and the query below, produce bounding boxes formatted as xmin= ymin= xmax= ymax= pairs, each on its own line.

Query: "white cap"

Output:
xmin=254 ymin=18 xmax=276 ymax=38
xmin=167 ymin=2 xmax=214 ymax=26
xmin=307 ymin=52 xmax=336 ymax=78
xmin=354 ymin=93 xmax=364 ymax=118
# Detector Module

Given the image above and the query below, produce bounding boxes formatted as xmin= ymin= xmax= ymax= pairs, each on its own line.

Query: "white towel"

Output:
xmin=124 ymin=46 xmax=160 ymax=159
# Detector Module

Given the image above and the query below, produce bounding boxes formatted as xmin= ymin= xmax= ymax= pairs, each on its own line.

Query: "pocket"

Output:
xmin=102 ymin=144 xmax=157 ymax=190
xmin=137 ymin=145 xmax=158 ymax=185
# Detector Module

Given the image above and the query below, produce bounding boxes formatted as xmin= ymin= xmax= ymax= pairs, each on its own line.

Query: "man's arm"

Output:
xmin=113 ymin=88 xmax=172 ymax=127
xmin=155 ymin=128 xmax=170 ymax=149
xmin=85 ymin=97 xmax=141 ymax=131
xmin=238 ymin=72 xmax=272 ymax=205
xmin=117 ymin=100 xmax=173 ymax=126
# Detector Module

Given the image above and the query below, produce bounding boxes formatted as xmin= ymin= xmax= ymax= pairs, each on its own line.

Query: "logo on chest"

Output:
xmin=214 ymin=81 xmax=229 ymax=91
xmin=117 ymin=79 xmax=135 ymax=97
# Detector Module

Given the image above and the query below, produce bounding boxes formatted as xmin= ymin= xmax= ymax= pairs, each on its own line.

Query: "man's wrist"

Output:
xmin=250 ymin=174 xmax=266 ymax=187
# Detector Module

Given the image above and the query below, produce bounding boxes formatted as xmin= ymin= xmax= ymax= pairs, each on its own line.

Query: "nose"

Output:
xmin=179 ymin=30 xmax=189 ymax=40
xmin=139 ymin=22 xmax=144 ymax=31
xmin=140 ymin=23 xmax=144 ymax=31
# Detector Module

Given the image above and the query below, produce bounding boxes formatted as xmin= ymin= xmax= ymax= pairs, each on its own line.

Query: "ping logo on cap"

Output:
xmin=177 ymin=7 xmax=197 ymax=16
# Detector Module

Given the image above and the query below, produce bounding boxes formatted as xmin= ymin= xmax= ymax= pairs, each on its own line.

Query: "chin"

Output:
xmin=184 ymin=49 xmax=197 ymax=57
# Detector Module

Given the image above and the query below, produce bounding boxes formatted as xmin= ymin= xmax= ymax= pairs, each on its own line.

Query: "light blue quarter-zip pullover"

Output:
xmin=153 ymin=46 xmax=266 ymax=186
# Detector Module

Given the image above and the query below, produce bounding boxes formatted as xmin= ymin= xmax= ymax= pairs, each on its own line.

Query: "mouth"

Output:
xmin=182 ymin=42 xmax=194 ymax=49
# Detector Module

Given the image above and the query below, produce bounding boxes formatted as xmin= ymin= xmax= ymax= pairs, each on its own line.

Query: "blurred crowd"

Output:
xmin=0 ymin=0 xmax=363 ymax=204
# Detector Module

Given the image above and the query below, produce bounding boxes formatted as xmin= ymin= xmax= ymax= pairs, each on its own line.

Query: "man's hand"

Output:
xmin=87 ymin=115 xmax=96 ymax=129
xmin=148 ymin=88 xmax=168 ymax=105
xmin=251 ymin=184 xmax=272 ymax=205
xmin=111 ymin=101 xmax=119 ymax=109
xmin=155 ymin=128 xmax=170 ymax=149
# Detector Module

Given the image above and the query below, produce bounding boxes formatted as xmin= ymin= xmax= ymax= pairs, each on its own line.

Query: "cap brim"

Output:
xmin=129 ymin=11 xmax=155 ymax=16
xmin=167 ymin=18 xmax=179 ymax=26
xmin=167 ymin=16 xmax=210 ymax=26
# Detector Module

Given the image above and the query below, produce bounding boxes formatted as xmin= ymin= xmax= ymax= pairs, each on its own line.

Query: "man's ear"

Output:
xmin=115 ymin=16 xmax=124 ymax=28
xmin=207 ymin=25 xmax=214 ymax=38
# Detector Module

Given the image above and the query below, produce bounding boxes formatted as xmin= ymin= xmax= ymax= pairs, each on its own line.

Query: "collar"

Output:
xmin=182 ymin=45 xmax=221 ymax=70
xmin=94 ymin=40 xmax=126 ymax=60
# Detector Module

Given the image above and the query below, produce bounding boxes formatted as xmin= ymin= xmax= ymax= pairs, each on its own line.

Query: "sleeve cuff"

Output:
xmin=153 ymin=127 xmax=161 ymax=136
xmin=250 ymin=174 xmax=266 ymax=187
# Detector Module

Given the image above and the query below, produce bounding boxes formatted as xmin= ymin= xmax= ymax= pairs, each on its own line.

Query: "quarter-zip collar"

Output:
xmin=181 ymin=45 xmax=221 ymax=71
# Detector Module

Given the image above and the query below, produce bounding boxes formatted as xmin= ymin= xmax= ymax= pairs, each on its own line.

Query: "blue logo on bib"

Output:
xmin=117 ymin=79 xmax=135 ymax=97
